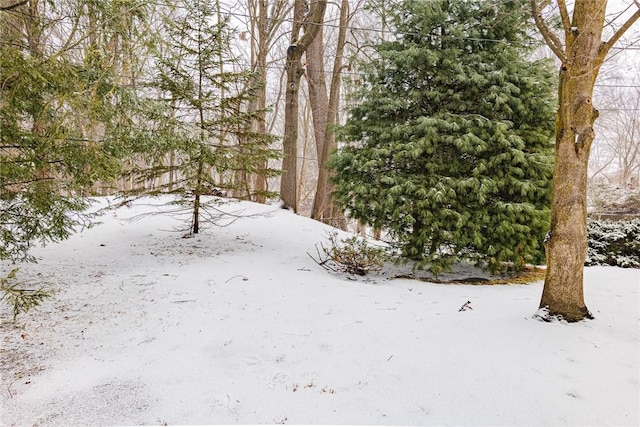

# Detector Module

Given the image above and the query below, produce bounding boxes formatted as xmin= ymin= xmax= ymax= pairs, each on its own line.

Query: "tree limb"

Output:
xmin=0 ymin=0 xmax=28 ymax=12
xmin=600 ymin=6 xmax=640 ymax=59
xmin=530 ymin=0 xmax=569 ymax=63
xmin=296 ymin=0 xmax=327 ymax=52
xmin=290 ymin=0 xmax=305 ymax=48
xmin=557 ymin=0 xmax=572 ymax=36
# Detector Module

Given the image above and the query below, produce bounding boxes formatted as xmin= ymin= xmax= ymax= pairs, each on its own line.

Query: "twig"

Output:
xmin=307 ymin=245 xmax=338 ymax=272
xmin=225 ymin=275 xmax=248 ymax=283
xmin=7 ymin=378 xmax=18 ymax=399
xmin=459 ymin=301 xmax=473 ymax=312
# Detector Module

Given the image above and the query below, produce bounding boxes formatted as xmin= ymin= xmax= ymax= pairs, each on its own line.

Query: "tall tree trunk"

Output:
xmin=193 ymin=6 xmax=207 ymax=235
xmin=280 ymin=0 xmax=326 ymax=211
xmin=251 ymin=0 xmax=269 ymax=203
xmin=310 ymin=0 xmax=349 ymax=228
xmin=281 ymin=44 xmax=304 ymax=210
xmin=531 ymin=0 xmax=640 ymax=322
xmin=241 ymin=0 xmax=291 ymax=202
xmin=306 ymin=26 xmax=329 ymax=162
xmin=541 ymin=70 xmax=596 ymax=321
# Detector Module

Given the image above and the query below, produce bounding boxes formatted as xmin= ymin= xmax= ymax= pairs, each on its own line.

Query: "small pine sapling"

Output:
xmin=309 ymin=231 xmax=387 ymax=276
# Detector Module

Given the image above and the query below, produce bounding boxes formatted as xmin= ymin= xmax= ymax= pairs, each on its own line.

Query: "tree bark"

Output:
xmin=541 ymin=72 xmax=596 ymax=321
xmin=251 ymin=0 xmax=269 ymax=203
xmin=310 ymin=0 xmax=349 ymax=228
xmin=531 ymin=0 xmax=640 ymax=321
xmin=280 ymin=0 xmax=327 ymax=211
xmin=0 ymin=0 xmax=27 ymax=12
xmin=306 ymin=25 xmax=329 ymax=162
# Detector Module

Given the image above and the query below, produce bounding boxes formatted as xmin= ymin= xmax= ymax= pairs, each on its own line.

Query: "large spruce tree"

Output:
xmin=331 ymin=0 xmax=556 ymax=273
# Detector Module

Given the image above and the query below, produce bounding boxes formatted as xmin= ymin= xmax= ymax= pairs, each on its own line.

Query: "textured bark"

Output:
xmin=531 ymin=0 xmax=640 ymax=321
xmin=305 ymin=23 xmax=330 ymax=217
xmin=309 ymin=0 xmax=348 ymax=228
xmin=306 ymin=27 xmax=329 ymax=161
xmin=541 ymin=82 xmax=595 ymax=321
xmin=0 ymin=0 xmax=27 ymax=12
xmin=280 ymin=0 xmax=326 ymax=211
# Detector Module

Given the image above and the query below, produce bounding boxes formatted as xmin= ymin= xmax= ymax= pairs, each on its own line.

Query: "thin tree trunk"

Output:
xmin=193 ymin=5 xmax=206 ymax=235
xmin=252 ymin=0 xmax=269 ymax=203
xmin=280 ymin=0 xmax=326 ymax=211
xmin=297 ymin=101 xmax=316 ymax=212
xmin=193 ymin=156 xmax=203 ymax=234
xmin=281 ymin=50 xmax=304 ymax=210
xmin=242 ymin=0 xmax=291 ymax=202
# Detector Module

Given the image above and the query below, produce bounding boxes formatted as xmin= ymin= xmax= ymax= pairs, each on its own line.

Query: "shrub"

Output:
xmin=586 ymin=219 xmax=640 ymax=268
xmin=309 ymin=232 xmax=387 ymax=276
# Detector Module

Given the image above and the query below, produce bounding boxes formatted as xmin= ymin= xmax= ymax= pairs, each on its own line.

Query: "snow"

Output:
xmin=1 ymin=197 xmax=639 ymax=426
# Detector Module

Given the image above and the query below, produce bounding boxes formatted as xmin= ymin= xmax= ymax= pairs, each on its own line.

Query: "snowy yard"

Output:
xmin=1 ymin=197 xmax=638 ymax=426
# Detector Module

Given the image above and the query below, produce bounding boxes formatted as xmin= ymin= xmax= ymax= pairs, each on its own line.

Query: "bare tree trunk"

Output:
xmin=24 ymin=0 xmax=41 ymax=55
xmin=193 ymin=156 xmax=203 ymax=234
xmin=531 ymin=0 xmax=640 ymax=321
xmin=306 ymin=25 xmax=329 ymax=162
xmin=297 ymin=101 xmax=316 ymax=213
xmin=168 ymin=150 xmax=176 ymax=191
xmin=238 ymin=0 xmax=292 ymax=202
xmin=280 ymin=0 xmax=326 ymax=211
xmin=281 ymin=48 xmax=304 ymax=210
xmin=251 ymin=0 xmax=269 ymax=202
xmin=541 ymin=67 xmax=596 ymax=321
xmin=310 ymin=0 xmax=349 ymax=228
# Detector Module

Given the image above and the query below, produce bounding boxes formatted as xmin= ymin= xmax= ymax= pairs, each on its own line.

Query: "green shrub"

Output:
xmin=309 ymin=232 xmax=387 ymax=276
xmin=586 ymin=219 xmax=640 ymax=268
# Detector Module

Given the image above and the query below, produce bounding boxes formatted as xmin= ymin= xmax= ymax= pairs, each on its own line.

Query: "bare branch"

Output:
xmin=530 ymin=0 xmax=568 ymax=63
xmin=307 ymin=243 xmax=337 ymax=272
xmin=557 ymin=0 xmax=572 ymax=35
xmin=601 ymin=7 xmax=640 ymax=59
xmin=296 ymin=0 xmax=327 ymax=52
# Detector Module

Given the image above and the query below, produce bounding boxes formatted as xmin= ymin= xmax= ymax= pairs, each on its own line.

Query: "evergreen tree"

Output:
xmin=128 ymin=0 xmax=279 ymax=235
xmin=0 ymin=3 xmax=134 ymax=262
xmin=330 ymin=0 xmax=556 ymax=273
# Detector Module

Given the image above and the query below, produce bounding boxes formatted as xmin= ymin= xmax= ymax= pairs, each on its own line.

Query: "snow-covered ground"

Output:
xmin=1 ymin=197 xmax=638 ymax=426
